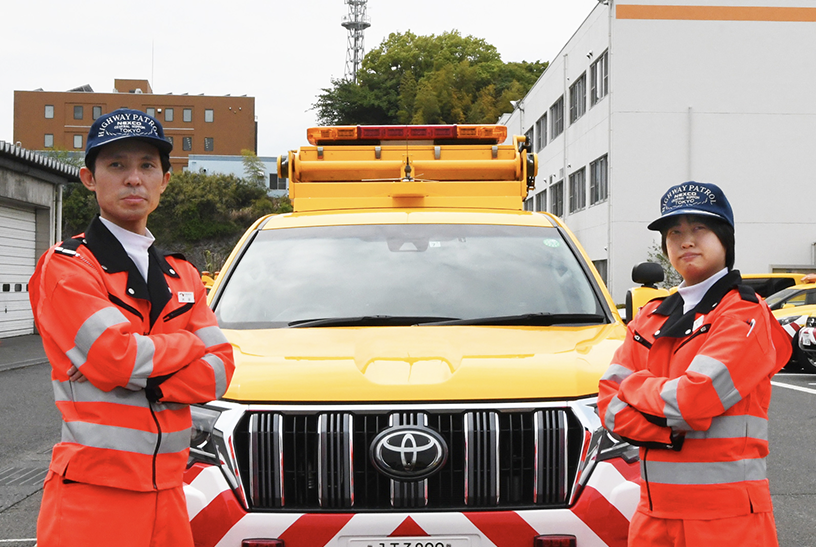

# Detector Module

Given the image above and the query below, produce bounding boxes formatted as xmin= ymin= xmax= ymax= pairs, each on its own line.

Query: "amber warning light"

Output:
xmin=306 ymin=125 xmax=508 ymax=145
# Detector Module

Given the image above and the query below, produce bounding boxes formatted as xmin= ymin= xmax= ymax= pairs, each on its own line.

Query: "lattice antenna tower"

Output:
xmin=342 ymin=0 xmax=371 ymax=83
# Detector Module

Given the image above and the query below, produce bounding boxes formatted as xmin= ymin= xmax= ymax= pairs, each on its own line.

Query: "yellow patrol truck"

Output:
xmin=183 ymin=125 xmax=639 ymax=547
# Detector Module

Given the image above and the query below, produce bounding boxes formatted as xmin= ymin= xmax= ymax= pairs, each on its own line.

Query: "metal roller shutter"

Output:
xmin=0 ymin=203 xmax=37 ymax=338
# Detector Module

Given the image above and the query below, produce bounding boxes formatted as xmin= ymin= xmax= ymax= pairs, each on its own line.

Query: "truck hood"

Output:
xmin=221 ymin=324 xmax=625 ymax=402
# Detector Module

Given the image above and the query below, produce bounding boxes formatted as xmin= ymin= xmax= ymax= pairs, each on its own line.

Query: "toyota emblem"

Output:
xmin=370 ymin=425 xmax=448 ymax=481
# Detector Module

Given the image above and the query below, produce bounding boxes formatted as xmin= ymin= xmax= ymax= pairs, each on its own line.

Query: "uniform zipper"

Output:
xmin=148 ymin=400 xmax=162 ymax=490
xmin=642 ymin=447 xmax=653 ymax=511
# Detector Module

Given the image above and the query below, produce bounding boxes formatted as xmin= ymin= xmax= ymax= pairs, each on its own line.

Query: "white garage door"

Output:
xmin=0 ymin=204 xmax=37 ymax=338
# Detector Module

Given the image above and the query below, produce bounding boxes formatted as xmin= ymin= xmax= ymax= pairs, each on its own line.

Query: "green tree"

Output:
xmin=241 ymin=149 xmax=267 ymax=187
xmin=314 ymin=31 xmax=547 ymax=126
xmin=60 ymin=169 xmax=293 ymax=270
xmin=39 ymin=147 xmax=84 ymax=169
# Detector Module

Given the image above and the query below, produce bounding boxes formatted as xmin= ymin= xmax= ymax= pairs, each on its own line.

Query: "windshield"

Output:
xmin=764 ymin=288 xmax=800 ymax=309
xmin=214 ymin=224 xmax=607 ymax=329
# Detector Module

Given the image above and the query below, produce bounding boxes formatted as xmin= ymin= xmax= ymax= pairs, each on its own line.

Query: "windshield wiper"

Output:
xmin=288 ymin=315 xmax=458 ymax=328
xmin=420 ymin=313 xmax=607 ymax=326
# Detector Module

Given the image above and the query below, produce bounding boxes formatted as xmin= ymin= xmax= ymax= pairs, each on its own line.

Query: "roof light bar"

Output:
xmin=306 ymin=125 xmax=507 ymax=145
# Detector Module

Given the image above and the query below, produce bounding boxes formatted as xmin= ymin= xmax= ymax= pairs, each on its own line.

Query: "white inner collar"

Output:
xmin=99 ymin=217 xmax=155 ymax=282
xmin=676 ymin=267 xmax=729 ymax=314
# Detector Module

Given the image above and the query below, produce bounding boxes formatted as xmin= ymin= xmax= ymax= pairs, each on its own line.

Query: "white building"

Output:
xmin=186 ymin=154 xmax=288 ymax=198
xmin=500 ymin=0 xmax=816 ymax=302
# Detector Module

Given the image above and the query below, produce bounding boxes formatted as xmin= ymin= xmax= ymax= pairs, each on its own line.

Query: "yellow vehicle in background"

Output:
xmin=766 ymin=282 xmax=816 ymax=372
xmin=741 ymin=272 xmax=810 ymax=299
xmin=186 ymin=125 xmax=639 ymax=547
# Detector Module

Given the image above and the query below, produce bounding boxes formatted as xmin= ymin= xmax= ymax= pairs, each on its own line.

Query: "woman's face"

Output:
xmin=665 ymin=215 xmax=727 ymax=286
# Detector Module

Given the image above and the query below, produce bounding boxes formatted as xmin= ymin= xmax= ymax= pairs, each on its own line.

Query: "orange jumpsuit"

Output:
xmin=598 ymin=271 xmax=790 ymax=547
xmin=30 ymin=217 xmax=235 ymax=547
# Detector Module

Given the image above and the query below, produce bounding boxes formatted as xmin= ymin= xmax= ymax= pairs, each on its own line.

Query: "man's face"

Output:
xmin=665 ymin=215 xmax=727 ymax=286
xmin=79 ymin=140 xmax=170 ymax=235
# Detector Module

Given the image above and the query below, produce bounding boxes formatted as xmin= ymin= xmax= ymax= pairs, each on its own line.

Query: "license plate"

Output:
xmin=347 ymin=537 xmax=471 ymax=547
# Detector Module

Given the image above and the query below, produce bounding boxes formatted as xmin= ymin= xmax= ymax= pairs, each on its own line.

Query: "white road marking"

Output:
xmin=0 ymin=540 xmax=36 ymax=544
xmin=771 ymin=380 xmax=816 ymax=395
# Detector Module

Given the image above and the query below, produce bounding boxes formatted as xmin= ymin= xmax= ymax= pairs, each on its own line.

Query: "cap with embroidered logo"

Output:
xmin=648 ymin=181 xmax=734 ymax=231
xmin=85 ymin=108 xmax=172 ymax=167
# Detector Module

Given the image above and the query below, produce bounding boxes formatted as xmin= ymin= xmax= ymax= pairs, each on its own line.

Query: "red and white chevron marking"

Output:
xmin=183 ymin=458 xmax=640 ymax=547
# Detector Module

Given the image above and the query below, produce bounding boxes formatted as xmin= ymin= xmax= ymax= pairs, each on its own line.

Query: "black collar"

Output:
xmin=81 ymin=216 xmax=179 ymax=327
xmin=651 ymin=270 xmax=743 ymax=338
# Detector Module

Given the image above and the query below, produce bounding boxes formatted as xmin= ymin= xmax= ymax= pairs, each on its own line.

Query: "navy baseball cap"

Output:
xmin=648 ymin=181 xmax=734 ymax=231
xmin=85 ymin=108 xmax=172 ymax=167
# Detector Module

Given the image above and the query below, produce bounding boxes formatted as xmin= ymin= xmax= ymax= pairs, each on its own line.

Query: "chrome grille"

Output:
xmin=236 ymin=406 xmax=583 ymax=511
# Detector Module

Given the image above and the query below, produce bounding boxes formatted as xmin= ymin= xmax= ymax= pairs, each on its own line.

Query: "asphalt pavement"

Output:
xmin=0 ymin=334 xmax=47 ymax=374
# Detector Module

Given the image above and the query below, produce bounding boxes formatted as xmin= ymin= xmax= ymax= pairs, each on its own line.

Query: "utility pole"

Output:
xmin=342 ymin=0 xmax=371 ymax=83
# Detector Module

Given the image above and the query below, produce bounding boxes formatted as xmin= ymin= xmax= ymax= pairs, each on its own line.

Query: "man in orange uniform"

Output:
xmin=598 ymin=182 xmax=790 ymax=546
xmin=30 ymin=109 xmax=235 ymax=547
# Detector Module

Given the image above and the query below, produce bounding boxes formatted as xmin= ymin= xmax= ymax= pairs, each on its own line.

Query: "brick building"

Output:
xmin=14 ymin=79 xmax=256 ymax=172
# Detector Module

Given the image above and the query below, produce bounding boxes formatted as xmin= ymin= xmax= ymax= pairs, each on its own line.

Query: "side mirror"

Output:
xmin=624 ymin=262 xmax=669 ymax=323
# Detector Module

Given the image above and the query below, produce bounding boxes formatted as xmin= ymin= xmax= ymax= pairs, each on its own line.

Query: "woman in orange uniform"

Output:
xmin=598 ymin=181 xmax=790 ymax=546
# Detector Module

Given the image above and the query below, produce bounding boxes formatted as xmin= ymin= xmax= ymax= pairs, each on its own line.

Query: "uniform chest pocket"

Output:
xmin=163 ymin=303 xmax=194 ymax=322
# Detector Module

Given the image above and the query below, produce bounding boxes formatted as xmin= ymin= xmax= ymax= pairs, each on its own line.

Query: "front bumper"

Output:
xmin=183 ymin=458 xmax=640 ymax=547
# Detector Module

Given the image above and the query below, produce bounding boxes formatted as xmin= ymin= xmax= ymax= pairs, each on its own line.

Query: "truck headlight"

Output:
xmin=190 ymin=405 xmax=222 ymax=465
xmin=597 ymin=430 xmax=639 ymax=464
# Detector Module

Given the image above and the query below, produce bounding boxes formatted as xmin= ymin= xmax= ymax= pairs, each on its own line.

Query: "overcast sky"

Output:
xmin=2 ymin=0 xmax=600 ymax=156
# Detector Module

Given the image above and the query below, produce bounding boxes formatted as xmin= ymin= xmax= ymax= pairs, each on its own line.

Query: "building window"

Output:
xmin=73 ymin=135 xmax=83 ymax=149
xmin=204 ymin=137 xmax=214 ymax=152
xmin=534 ymin=190 xmax=546 ymax=212
xmin=183 ymin=108 xmax=193 ymax=123
xmin=569 ymin=168 xmax=586 ymax=213
xmin=569 ymin=73 xmax=586 ymax=123
xmin=550 ymin=96 xmax=564 ymax=139
xmin=551 ymin=180 xmax=564 ymax=217
xmin=523 ymin=198 xmax=534 ymax=212
xmin=146 ymin=107 xmax=156 ymax=117
xmin=166 ymin=136 xmax=174 ymax=147
xmin=591 ymin=50 xmax=609 ymax=106
xmin=44 ymin=105 xmax=54 ymax=119
xmin=44 ymin=134 xmax=54 ymax=148
xmin=182 ymin=137 xmax=192 ymax=151
xmin=73 ymin=105 xmax=83 ymax=120
xmin=270 ymin=173 xmax=286 ymax=190
xmin=535 ymin=114 xmax=547 ymax=151
xmin=92 ymin=106 xmax=102 ymax=120
xmin=165 ymin=108 xmax=174 ymax=122
xmin=524 ymin=127 xmax=534 ymax=149
xmin=592 ymin=259 xmax=608 ymax=285
xmin=590 ymin=155 xmax=608 ymax=205
xmin=205 ymin=109 xmax=214 ymax=123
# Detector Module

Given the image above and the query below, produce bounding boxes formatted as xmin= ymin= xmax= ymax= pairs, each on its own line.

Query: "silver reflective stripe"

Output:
xmin=686 ymin=415 xmax=768 ymax=441
xmin=660 ymin=377 xmax=683 ymax=420
xmin=70 ymin=307 xmax=130 ymax=369
xmin=202 ymin=353 xmax=228 ymax=398
xmin=196 ymin=326 xmax=229 ymax=349
xmin=153 ymin=401 xmax=187 ymax=412
xmin=126 ymin=334 xmax=155 ymax=390
xmin=667 ymin=416 xmax=692 ymax=431
xmin=65 ymin=347 xmax=87 ymax=369
xmin=688 ymin=354 xmax=742 ymax=411
xmin=605 ymin=396 xmax=628 ymax=431
xmin=61 ymin=421 xmax=190 ymax=455
xmin=601 ymin=364 xmax=633 ymax=385
xmin=645 ymin=457 xmax=767 ymax=485
xmin=52 ymin=380 xmax=151 ymax=409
